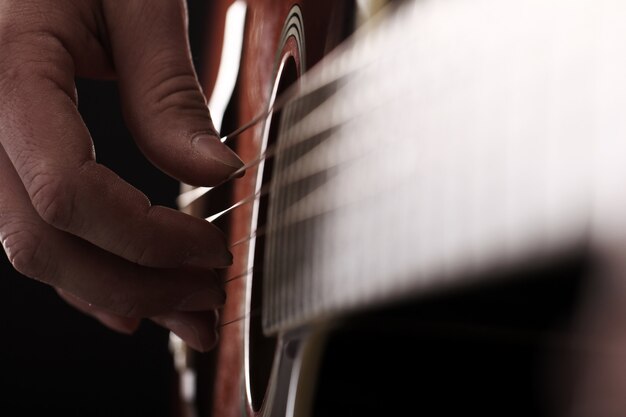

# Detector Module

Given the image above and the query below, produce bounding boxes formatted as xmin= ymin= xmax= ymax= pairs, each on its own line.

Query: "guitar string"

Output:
xmin=204 ymin=98 xmax=411 ymax=253
xmin=176 ymin=84 xmax=301 ymax=208
xmin=223 ymin=266 xmax=254 ymax=284
xmin=190 ymin=0 xmax=443 ymax=334
xmin=214 ymin=143 xmax=388 ymax=251
xmin=205 ymin=61 xmax=407 ymax=331
xmin=218 ymin=307 xmax=261 ymax=328
xmin=229 ymin=225 xmax=266 ymax=249
xmin=177 ymin=144 xmax=273 ymax=210
xmin=180 ymin=3 xmax=410 ymax=216
xmin=204 ymin=146 xmax=389 ymax=255
xmin=184 ymin=101 xmax=394 ymax=218
xmin=176 ymin=81 xmax=313 ymax=207
xmin=206 ymin=135 xmax=374 ymax=230
xmin=223 ymin=106 xmax=355 ymax=185
xmin=204 ymin=126 xmax=399 ymax=303
xmin=219 ymin=82 xmax=301 ymax=144
xmin=178 ymin=72 xmax=357 ymax=209
xmin=201 ymin=122 xmax=355 ymax=222
xmin=206 ymin=184 xmax=270 ymax=223
xmin=213 ymin=136 xmax=376 ymax=223
xmin=201 ymin=110 xmax=376 ymax=224
xmin=221 ymin=174 xmax=387 ymax=256
xmin=186 ymin=71 xmax=390 ymax=307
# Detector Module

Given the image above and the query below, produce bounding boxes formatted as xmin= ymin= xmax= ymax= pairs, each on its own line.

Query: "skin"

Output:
xmin=0 ymin=0 xmax=243 ymax=352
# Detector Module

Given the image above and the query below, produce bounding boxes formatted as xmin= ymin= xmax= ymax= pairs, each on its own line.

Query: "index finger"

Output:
xmin=0 ymin=33 xmax=231 ymax=269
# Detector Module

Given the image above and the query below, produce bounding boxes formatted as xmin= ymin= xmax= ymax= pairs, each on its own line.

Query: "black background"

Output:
xmin=0 ymin=1 xmax=208 ymax=416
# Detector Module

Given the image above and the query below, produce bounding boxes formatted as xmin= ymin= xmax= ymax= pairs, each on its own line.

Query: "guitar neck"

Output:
xmin=262 ymin=0 xmax=626 ymax=334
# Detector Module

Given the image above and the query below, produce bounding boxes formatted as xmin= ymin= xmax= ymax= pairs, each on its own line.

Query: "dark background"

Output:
xmin=0 ymin=1 xmax=208 ymax=416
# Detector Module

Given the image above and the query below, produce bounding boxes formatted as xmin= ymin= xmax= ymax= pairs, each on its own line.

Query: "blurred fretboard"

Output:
xmin=262 ymin=0 xmax=626 ymax=334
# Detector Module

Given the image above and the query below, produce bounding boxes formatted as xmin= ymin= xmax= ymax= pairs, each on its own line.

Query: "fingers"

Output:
xmin=0 ymin=65 xmax=230 ymax=269
xmin=57 ymin=288 xmax=141 ymax=334
xmin=0 ymin=3 xmax=234 ymax=269
xmin=59 ymin=288 xmax=219 ymax=352
xmin=0 ymin=0 xmax=115 ymax=80
xmin=103 ymin=0 xmax=243 ymax=186
xmin=0 ymin=145 xmax=225 ymax=317
xmin=152 ymin=310 xmax=219 ymax=352
xmin=0 ymin=1 xmax=228 ymax=352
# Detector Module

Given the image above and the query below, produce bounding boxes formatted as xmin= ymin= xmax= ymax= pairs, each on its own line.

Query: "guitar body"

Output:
xmin=186 ymin=3 xmax=569 ymax=417
xmin=176 ymin=1 xmax=626 ymax=416
xmin=189 ymin=2 xmax=357 ymax=416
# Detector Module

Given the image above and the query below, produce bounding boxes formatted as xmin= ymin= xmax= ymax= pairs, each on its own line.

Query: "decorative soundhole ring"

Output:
xmin=243 ymin=5 xmax=305 ymax=416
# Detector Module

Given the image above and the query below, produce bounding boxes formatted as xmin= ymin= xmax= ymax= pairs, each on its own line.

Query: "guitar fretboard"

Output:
xmin=262 ymin=0 xmax=626 ymax=334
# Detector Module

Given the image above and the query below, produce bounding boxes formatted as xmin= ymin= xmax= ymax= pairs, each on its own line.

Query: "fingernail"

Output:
xmin=178 ymin=287 xmax=227 ymax=311
xmin=164 ymin=319 xmax=217 ymax=352
xmin=193 ymin=135 xmax=244 ymax=169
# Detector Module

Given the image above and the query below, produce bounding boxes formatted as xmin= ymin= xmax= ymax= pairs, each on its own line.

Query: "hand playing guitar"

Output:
xmin=0 ymin=0 xmax=242 ymax=352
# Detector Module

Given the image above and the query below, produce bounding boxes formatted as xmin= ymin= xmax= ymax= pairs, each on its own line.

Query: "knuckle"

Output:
xmin=1 ymin=26 xmax=61 ymax=64
xmin=0 ymin=4 xmax=37 ymax=47
xmin=0 ymin=44 xmax=37 ymax=100
xmin=0 ymin=1 xmax=62 ymax=44
xmin=0 ymin=13 xmax=73 ymax=99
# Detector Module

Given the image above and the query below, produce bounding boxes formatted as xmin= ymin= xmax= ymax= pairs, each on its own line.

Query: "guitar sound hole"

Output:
xmin=249 ymin=56 xmax=299 ymax=412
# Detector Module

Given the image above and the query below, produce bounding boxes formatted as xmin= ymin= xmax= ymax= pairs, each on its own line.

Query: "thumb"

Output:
xmin=103 ymin=0 xmax=243 ymax=186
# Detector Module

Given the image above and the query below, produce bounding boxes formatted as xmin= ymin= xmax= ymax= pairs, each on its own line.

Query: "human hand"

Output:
xmin=0 ymin=0 xmax=243 ymax=352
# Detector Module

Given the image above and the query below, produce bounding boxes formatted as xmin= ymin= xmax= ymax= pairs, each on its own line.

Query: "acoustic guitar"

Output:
xmin=169 ymin=1 xmax=626 ymax=416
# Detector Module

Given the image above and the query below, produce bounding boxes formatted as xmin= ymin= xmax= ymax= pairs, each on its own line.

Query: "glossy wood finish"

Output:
xmin=193 ymin=1 xmax=350 ymax=416
xmin=186 ymin=2 xmax=626 ymax=417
